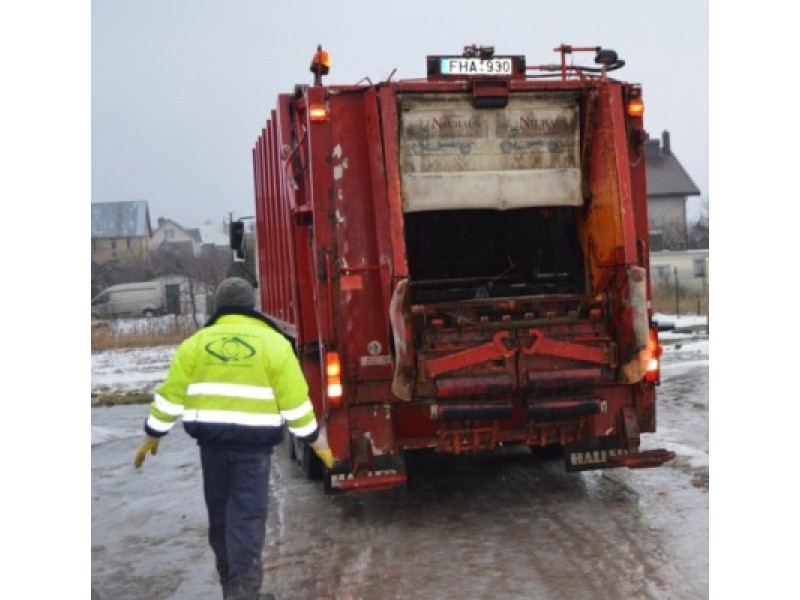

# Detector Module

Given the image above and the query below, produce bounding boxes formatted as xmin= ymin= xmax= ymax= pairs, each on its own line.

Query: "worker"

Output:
xmin=133 ymin=276 xmax=333 ymax=600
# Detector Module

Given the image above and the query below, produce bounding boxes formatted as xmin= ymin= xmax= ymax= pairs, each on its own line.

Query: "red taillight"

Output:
xmin=326 ymin=351 xmax=342 ymax=407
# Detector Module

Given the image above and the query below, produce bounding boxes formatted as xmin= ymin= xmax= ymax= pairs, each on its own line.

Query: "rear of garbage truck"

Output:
xmin=247 ymin=44 xmax=674 ymax=493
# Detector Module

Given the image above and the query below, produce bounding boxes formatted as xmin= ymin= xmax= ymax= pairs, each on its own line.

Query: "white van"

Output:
xmin=91 ymin=281 xmax=165 ymax=319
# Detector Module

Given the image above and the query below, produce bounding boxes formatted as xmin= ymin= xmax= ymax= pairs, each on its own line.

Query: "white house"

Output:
xmin=649 ymin=249 xmax=709 ymax=294
xmin=150 ymin=218 xmax=202 ymax=257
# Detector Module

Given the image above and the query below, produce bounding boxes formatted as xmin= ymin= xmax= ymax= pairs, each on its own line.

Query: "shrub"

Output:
xmin=91 ymin=315 xmax=203 ymax=351
xmin=651 ymin=283 xmax=708 ymax=317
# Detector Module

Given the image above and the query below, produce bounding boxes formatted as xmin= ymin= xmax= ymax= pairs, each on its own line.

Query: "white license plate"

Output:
xmin=440 ymin=57 xmax=513 ymax=75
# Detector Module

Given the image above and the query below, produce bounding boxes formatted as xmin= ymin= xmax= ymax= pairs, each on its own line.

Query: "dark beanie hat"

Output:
xmin=215 ymin=277 xmax=255 ymax=308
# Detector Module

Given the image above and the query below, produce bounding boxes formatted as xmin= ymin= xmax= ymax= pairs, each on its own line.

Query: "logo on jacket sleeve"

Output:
xmin=204 ymin=336 xmax=257 ymax=362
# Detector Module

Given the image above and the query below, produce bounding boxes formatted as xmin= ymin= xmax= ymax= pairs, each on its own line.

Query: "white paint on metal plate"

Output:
xmin=360 ymin=355 xmax=392 ymax=366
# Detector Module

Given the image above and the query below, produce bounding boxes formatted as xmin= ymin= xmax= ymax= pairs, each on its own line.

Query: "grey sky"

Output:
xmin=92 ymin=0 xmax=708 ymax=229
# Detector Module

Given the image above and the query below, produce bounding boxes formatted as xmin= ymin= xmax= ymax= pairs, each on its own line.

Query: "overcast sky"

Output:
xmin=91 ymin=0 xmax=709 ymax=228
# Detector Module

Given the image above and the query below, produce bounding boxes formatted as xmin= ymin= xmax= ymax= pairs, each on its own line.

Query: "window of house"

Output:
xmin=694 ymin=259 xmax=706 ymax=278
xmin=165 ymin=229 xmax=175 ymax=240
xmin=652 ymin=265 xmax=671 ymax=282
xmin=649 ymin=230 xmax=664 ymax=252
xmin=127 ymin=238 xmax=132 ymax=249
xmin=110 ymin=240 xmax=117 ymax=250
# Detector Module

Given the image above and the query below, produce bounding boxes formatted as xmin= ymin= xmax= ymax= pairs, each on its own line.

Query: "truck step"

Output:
xmin=606 ymin=448 xmax=676 ymax=469
xmin=329 ymin=469 xmax=407 ymax=493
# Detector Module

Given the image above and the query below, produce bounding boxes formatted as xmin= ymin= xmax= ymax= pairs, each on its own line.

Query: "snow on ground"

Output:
xmin=653 ymin=312 xmax=708 ymax=331
xmin=91 ymin=345 xmax=175 ymax=393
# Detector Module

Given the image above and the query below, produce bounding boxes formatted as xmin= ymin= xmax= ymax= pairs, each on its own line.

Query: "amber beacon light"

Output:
xmin=310 ymin=44 xmax=331 ymax=86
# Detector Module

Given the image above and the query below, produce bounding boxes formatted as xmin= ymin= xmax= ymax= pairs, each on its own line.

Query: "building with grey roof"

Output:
xmin=645 ymin=130 xmax=702 ymax=250
xmin=91 ymin=200 xmax=153 ymax=264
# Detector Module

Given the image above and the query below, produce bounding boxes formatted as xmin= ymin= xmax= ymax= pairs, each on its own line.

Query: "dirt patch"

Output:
xmin=691 ymin=468 xmax=709 ymax=490
xmin=92 ymin=391 xmax=153 ymax=407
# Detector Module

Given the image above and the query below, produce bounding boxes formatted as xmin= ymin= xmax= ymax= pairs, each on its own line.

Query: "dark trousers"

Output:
xmin=200 ymin=446 xmax=271 ymax=600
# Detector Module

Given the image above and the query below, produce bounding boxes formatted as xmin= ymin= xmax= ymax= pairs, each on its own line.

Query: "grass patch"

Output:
xmin=652 ymin=284 xmax=708 ymax=318
xmin=91 ymin=315 xmax=203 ymax=351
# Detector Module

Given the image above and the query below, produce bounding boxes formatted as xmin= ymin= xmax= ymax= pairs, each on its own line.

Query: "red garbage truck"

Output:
xmin=242 ymin=44 xmax=674 ymax=492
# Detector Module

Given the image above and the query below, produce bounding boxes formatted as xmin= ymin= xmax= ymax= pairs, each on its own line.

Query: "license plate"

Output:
xmin=440 ymin=57 xmax=513 ymax=76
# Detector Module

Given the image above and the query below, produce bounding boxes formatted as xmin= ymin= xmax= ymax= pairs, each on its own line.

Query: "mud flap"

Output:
xmin=565 ymin=438 xmax=676 ymax=472
xmin=564 ymin=442 xmax=633 ymax=472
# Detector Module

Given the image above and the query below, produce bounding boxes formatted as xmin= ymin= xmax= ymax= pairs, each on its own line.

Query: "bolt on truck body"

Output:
xmin=243 ymin=44 xmax=674 ymax=493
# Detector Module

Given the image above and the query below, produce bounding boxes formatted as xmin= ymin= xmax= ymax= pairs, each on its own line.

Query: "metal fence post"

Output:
xmin=673 ymin=266 xmax=680 ymax=317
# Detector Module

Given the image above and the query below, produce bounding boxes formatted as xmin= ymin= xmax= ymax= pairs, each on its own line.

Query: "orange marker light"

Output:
xmin=309 ymin=103 xmax=328 ymax=122
xmin=310 ymin=45 xmax=331 ymax=86
xmin=627 ymin=98 xmax=644 ymax=118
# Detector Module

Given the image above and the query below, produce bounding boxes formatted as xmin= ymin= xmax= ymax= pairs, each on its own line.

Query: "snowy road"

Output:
xmin=91 ymin=334 xmax=708 ymax=599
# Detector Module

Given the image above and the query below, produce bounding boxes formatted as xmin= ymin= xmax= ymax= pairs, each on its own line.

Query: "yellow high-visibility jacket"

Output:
xmin=144 ymin=313 xmax=319 ymax=449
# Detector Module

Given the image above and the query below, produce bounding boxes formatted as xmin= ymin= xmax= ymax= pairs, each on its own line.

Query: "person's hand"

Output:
xmin=310 ymin=427 xmax=334 ymax=469
xmin=134 ymin=435 xmax=160 ymax=468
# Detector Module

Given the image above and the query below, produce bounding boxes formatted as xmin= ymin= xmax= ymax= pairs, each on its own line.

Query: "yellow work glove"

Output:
xmin=134 ymin=435 xmax=160 ymax=469
xmin=310 ymin=427 xmax=334 ymax=469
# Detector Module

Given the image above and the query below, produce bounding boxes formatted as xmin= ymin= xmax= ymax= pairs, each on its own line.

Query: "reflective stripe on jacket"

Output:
xmin=145 ymin=314 xmax=318 ymax=448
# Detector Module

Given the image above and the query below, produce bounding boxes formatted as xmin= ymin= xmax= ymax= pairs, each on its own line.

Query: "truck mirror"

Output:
xmin=230 ymin=220 xmax=247 ymax=261
xmin=230 ymin=220 xmax=245 ymax=251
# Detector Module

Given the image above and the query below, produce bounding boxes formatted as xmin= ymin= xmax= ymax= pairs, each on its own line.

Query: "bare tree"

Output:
xmin=91 ymin=255 xmax=152 ymax=297
xmin=688 ymin=197 xmax=709 ymax=249
xmin=149 ymin=244 xmax=235 ymax=325
xmin=198 ymin=245 xmax=234 ymax=290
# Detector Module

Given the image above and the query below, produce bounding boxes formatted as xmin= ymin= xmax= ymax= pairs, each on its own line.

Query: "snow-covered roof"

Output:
xmin=200 ymin=219 xmax=230 ymax=247
xmin=91 ymin=200 xmax=152 ymax=238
